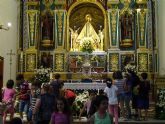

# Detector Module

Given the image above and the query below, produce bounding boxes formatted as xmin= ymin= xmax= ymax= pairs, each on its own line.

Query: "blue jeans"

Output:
xmin=19 ymin=100 xmax=29 ymax=114
xmin=124 ymin=95 xmax=132 ymax=118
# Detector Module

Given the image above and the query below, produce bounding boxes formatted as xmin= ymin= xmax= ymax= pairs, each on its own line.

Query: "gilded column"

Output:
xmin=107 ymin=0 xmax=120 ymax=49
xmin=137 ymin=9 xmax=148 ymax=48
xmin=24 ymin=1 xmax=39 ymax=72
xmin=136 ymin=0 xmax=148 ymax=48
xmin=54 ymin=10 xmax=66 ymax=49
xmin=26 ymin=9 xmax=39 ymax=47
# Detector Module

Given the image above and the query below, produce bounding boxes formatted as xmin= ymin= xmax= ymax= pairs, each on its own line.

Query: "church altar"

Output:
xmin=63 ymin=83 xmax=106 ymax=90
xmin=18 ymin=0 xmax=158 ymax=82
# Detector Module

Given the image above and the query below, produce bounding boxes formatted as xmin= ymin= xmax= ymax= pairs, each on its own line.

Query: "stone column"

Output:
xmin=158 ymin=0 xmax=165 ymax=75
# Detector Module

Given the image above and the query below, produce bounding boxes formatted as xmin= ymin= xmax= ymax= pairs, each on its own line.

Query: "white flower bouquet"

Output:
xmin=34 ymin=66 xmax=52 ymax=83
xmin=155 ymin=88 xmax=165 ymax=119
xmin=124 ymin=63 xmax=136 ymax=73
xmin=80 ymin=38 xmax=94 ymax=54
xmin=72 ymin=91 xmax=89 ymax=116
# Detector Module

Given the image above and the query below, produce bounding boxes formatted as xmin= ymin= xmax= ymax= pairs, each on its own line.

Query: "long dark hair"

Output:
xmin=54 ymin=97 xmax=70 ymax=114
xmin=88 ymin=95 xmax=108 ymax=117
xmin=6 ymin=79 xmax=14 ymax=89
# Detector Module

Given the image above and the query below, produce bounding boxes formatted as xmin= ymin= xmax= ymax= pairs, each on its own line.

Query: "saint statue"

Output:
xmin=41 ymin=12 xmax=53 ymax=41
xmin=120 ymin=11 xmax=133 ymax=47
xmin=70 ymin=14 xmax=103 ymax=52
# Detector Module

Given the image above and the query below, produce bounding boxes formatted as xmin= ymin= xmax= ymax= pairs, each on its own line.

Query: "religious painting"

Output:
xmin=40 ymin=52 xmax=53 ymax=69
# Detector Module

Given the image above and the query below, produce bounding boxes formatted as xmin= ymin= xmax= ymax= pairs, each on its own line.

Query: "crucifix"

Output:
xmin=7 ymin=49 xmax=15 ymax=79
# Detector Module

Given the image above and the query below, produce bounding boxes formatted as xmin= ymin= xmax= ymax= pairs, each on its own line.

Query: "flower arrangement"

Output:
xmin=80 ymin=38 xmax=94 ymax=54
xmin=155 ymin=88 xmax=165 ymax=119
xmin=124 ymin=63 xmax=136 ymax=73
xmin=34 ymin=66 xmax=52 ymax=83
xmin=72 ymin=91 xmax=89 ymax=116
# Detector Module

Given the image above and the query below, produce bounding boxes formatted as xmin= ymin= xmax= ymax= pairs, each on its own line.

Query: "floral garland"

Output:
xmin=80 ymin=38 xmax=94 ymax=54
xmin=34 ymin=66 xmax=52 ymax=83
xmin=155 ymin=88 xmax=165 ymax=119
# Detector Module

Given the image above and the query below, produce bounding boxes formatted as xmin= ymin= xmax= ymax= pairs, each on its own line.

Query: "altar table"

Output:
xmin=63 ymin=83 xmax=106 ymax=90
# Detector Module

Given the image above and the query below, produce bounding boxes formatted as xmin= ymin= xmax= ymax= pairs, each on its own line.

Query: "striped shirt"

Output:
xmin=114 ymin=79 xmax=125 ymax=94
xmin=30 ymin=89 xmax=40 ymax=110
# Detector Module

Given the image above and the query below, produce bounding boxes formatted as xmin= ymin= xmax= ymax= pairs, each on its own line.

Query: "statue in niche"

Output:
xmin=41 ymin=12 xmax=53 ymax=41
xmin=70 ymin=14 xmax=104 ymax=52
xmin=120 ymin=12 xmax=133 ymax=47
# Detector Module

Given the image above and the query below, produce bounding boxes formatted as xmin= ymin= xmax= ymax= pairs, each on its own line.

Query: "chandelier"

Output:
xmin=0 ymin=22 xmax=11 ymax=31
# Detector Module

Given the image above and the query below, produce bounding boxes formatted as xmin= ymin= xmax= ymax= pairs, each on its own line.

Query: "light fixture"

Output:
xmin=0 ymin=22 xmax=12 ymax=31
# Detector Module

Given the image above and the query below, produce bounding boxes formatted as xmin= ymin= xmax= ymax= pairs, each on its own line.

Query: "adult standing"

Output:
xmin=50 ymin=73 xmax=63 ymax=98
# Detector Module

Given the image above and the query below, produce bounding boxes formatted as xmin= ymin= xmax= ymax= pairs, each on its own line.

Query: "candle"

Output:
xmin=20 ymin=52 xmax=23 ymax=59
xmin=50 ymin=72 xmax=53 ymax=80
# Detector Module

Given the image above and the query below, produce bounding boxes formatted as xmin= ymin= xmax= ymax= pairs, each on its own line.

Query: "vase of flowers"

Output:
xmin=80 ymin=38 xmax=94 ymax=54
xmin=34 ymin=66 xmax=52 ymax=83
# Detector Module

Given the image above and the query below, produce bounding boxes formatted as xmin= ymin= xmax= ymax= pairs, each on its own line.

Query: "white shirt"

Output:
xmin=104 ymin=85 xmax=118 ymax=105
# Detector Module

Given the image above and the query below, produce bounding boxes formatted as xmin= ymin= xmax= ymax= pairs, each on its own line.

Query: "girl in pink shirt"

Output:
xmin=50 ymin=97 xmax=72 ymax=124
xmin=2 ymin=79 xmax=16 ymax=123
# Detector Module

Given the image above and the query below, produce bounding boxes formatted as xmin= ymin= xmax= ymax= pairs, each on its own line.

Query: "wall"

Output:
xmin=0 ymin=0 xmax=18 ymax=85
xmin=158 ymin=0 xmax=165 ymax=75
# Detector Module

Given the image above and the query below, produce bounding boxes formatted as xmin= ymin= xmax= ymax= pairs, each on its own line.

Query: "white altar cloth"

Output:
xmin=63 ymin=83 xmax=106 ymax=90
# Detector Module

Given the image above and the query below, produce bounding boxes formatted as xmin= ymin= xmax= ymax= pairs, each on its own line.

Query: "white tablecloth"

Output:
xmin=63 ymin=83 xmax=106 ymax=90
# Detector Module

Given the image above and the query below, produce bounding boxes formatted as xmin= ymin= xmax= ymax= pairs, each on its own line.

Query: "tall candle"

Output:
xmin=50 ymin=72 xmax=53 ymax=80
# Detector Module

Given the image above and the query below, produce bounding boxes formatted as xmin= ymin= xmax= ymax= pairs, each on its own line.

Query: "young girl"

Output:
xmin=88 ymin=95 xmax=113 ymax=124
xmin=50 ymin=97 xmax=72 ymax=124
xmin=2 ymin=79 xmax=16 ymax=124
xmin=104 ymin=78 xmax=118 ymax=124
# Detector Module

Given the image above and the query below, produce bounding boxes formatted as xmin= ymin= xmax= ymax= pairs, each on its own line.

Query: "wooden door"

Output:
xmin=0 ymin=56 xmax=4 ymax=101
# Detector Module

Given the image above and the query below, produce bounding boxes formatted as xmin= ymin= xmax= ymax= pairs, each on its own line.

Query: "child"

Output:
xmin=28 ymin=81 xmax=40 ymax=123
xmin=79 ymin=91 xmax=95 ymax=119
xmin=50 ymin=97 xmax=72 ymax=124
xmin=16 ymin=74 xmax=30 ymax=121
xmin=104 ymin=78 xmax=118 ymax=124
xmin=2 ymin=79 xmax=16 ymax=124
xmin=137 ymin=73 xmax=150 ymax=120
xmin=88 ymin=95 xmax=113 ymax=124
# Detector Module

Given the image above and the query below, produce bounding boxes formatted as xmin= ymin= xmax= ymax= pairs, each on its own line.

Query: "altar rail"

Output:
xmin=63 ymin=83 xmax=106 ymax=90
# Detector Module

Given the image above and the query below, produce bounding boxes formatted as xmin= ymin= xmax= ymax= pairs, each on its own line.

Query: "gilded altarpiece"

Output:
xmin=18 ymin=0 xmax=158 ymax=80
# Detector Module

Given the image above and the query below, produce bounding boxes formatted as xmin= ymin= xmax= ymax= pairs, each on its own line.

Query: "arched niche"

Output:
xmin=67 ymin=1 xmax=107 ymax=51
